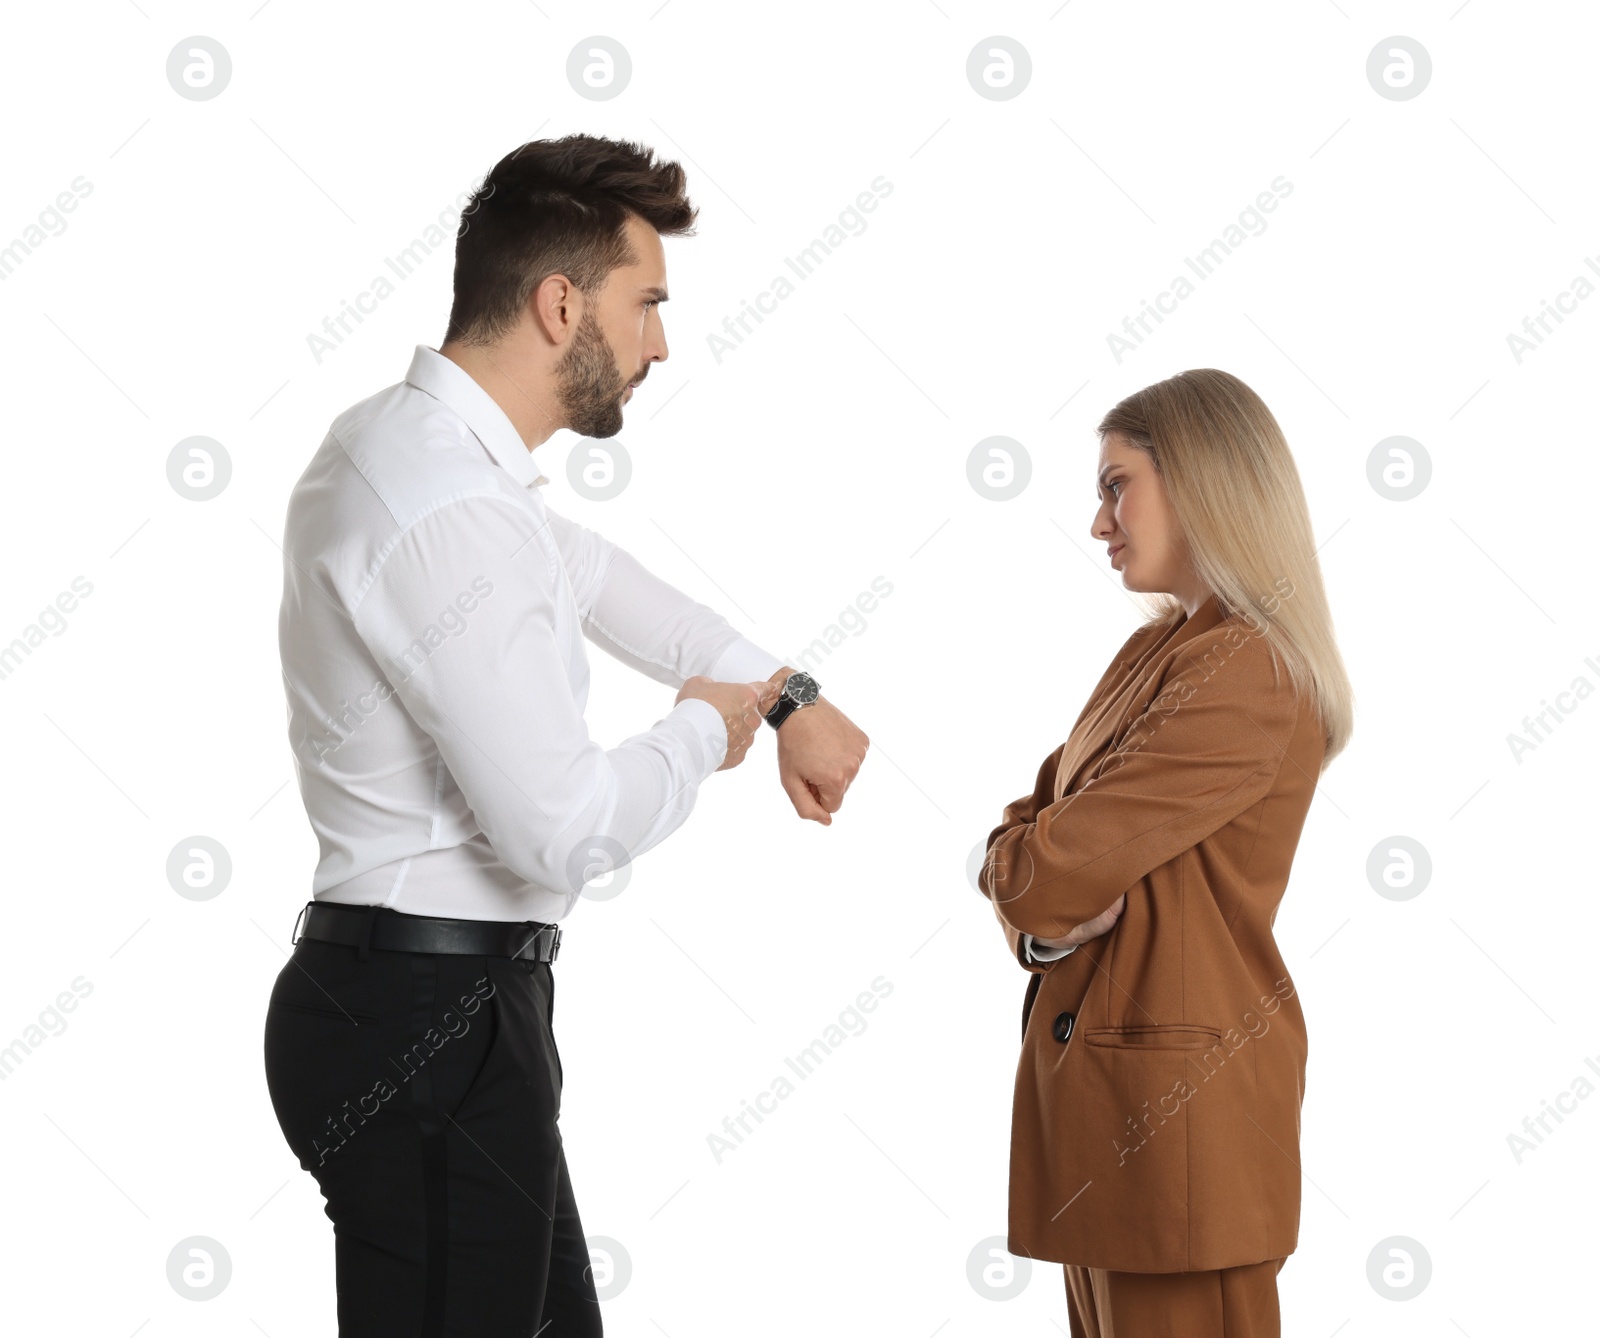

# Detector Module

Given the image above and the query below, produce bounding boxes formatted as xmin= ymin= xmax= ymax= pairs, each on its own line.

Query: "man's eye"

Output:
xmin=644 ymin=300 xmax=658 ymax=310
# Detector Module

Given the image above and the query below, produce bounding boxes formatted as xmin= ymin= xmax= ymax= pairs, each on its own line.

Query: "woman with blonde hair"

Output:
xmin=978 ymin=368 xmax=1353 ymax=1336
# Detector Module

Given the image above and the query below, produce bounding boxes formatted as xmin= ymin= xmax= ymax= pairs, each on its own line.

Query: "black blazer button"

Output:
xmin=1052 ymin=1011 xmax=1075 ymax=1043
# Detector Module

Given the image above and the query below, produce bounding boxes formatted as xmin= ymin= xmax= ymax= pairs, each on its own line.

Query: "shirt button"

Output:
xmin=1052 ymin=1011 xmax=1076 ymax=1043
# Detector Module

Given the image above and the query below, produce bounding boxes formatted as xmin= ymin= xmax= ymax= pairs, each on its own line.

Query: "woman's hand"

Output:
xmin=1030 ymin=893 xmax=1127 ymax=952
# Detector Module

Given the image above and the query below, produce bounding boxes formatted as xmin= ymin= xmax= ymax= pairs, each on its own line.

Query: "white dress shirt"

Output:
xmin=1022 ymin=935 xmax=1077 ymax=963
xmin=277 ymin=344 xmax=788 ymax=923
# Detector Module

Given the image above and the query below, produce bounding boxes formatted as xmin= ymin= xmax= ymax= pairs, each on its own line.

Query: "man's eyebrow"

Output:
xmin=641 ymin=285 xmax=669 ymax=302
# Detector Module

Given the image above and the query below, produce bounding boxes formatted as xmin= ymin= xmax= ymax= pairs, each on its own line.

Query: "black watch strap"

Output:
xmin=764 ymin=696 xmax=800 ymax=730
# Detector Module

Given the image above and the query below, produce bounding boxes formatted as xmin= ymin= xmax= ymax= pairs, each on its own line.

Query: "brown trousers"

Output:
xmin=1064 ymin=1255 xmax=1285 ymax=1338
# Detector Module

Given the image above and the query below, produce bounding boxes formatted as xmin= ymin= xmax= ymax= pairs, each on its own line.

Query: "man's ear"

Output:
xmin=530 ymin=272 xmax=577 ymax=346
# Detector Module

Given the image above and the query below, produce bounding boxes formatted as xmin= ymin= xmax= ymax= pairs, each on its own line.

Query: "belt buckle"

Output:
xmin=291 ymin=902 xmax=312 ymax=946
xmin=513 ymin=922 xmax=560 ymax=964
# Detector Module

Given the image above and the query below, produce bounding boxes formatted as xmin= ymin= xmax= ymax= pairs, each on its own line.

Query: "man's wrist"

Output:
xmin=765 ymin=667 xmax=822 ymax=730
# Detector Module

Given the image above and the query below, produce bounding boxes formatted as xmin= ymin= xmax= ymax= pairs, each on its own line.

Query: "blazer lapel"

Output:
xmin=1053 ymin=594 xmax=1230 ymax=801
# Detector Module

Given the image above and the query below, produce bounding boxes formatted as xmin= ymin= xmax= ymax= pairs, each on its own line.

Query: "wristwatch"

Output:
xmin=764 ymin=670 xmax=820 ymax=729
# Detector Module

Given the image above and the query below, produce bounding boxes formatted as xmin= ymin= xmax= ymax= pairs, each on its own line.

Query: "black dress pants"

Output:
xmin=263 ymin=922 xmax=602 ymax=1336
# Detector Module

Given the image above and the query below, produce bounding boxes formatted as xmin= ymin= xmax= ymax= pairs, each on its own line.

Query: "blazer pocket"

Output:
xmin=1084 ymin=1024 xmax=1221 ymax=1051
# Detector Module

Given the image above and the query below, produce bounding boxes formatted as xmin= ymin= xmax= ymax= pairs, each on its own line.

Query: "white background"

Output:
xmin=1 ymin=1 xmax=1596 ymax=1333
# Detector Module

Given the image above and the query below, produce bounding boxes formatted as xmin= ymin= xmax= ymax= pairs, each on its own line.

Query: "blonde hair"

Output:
xmin=1097 ymin=368 xmax=1354 ymax=767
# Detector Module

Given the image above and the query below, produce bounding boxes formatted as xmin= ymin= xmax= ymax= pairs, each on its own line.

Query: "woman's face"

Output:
xmin=1092 ymin=432 xmax=1202 ymax=603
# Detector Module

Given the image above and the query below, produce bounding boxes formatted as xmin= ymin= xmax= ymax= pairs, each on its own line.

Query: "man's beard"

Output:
xmin=555 ymin=306 xmax=633 ymax=439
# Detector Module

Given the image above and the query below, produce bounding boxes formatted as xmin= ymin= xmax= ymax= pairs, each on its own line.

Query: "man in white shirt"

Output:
xmin=264 ymin=133 xmax=869 ymax=1338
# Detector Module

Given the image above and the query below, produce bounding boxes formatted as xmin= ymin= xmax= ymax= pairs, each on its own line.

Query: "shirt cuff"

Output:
xmin=1023 ymin=934 xmax=1078 ymax=963
xmin=665 ymin=696 xmax=730 ymax=780
xmin=707 ymin=635 xmax=790 ymax=685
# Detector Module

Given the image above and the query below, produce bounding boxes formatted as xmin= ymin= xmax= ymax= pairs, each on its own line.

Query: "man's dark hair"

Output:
xmin=443 ymin=134 xmax=697 ymax=348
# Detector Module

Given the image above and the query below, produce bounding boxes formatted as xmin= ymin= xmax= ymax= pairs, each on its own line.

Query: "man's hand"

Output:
xmin=676 ymin=676 xmax=783 ymax=771
xmin=766 ymin=666 xmax=868 ymax=824
xmin=1030 ymin=894 xmax=1127 ymax=952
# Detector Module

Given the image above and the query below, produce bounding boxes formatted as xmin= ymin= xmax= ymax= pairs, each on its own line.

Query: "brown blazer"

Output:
xmin=979 ymin=592 xmax=1326 ymax=1274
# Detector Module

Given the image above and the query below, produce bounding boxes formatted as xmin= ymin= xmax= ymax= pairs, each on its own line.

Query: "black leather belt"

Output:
xmin=291 ymin=900 xmax=562 ymax=963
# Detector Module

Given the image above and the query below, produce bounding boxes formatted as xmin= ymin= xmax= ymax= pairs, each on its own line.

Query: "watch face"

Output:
xmin=787 ymin=672 xmax=820 ymax=705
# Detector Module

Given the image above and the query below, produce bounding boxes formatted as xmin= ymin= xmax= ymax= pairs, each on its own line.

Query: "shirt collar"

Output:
xmin=403 ymin=344 xmax=550 ymax=490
